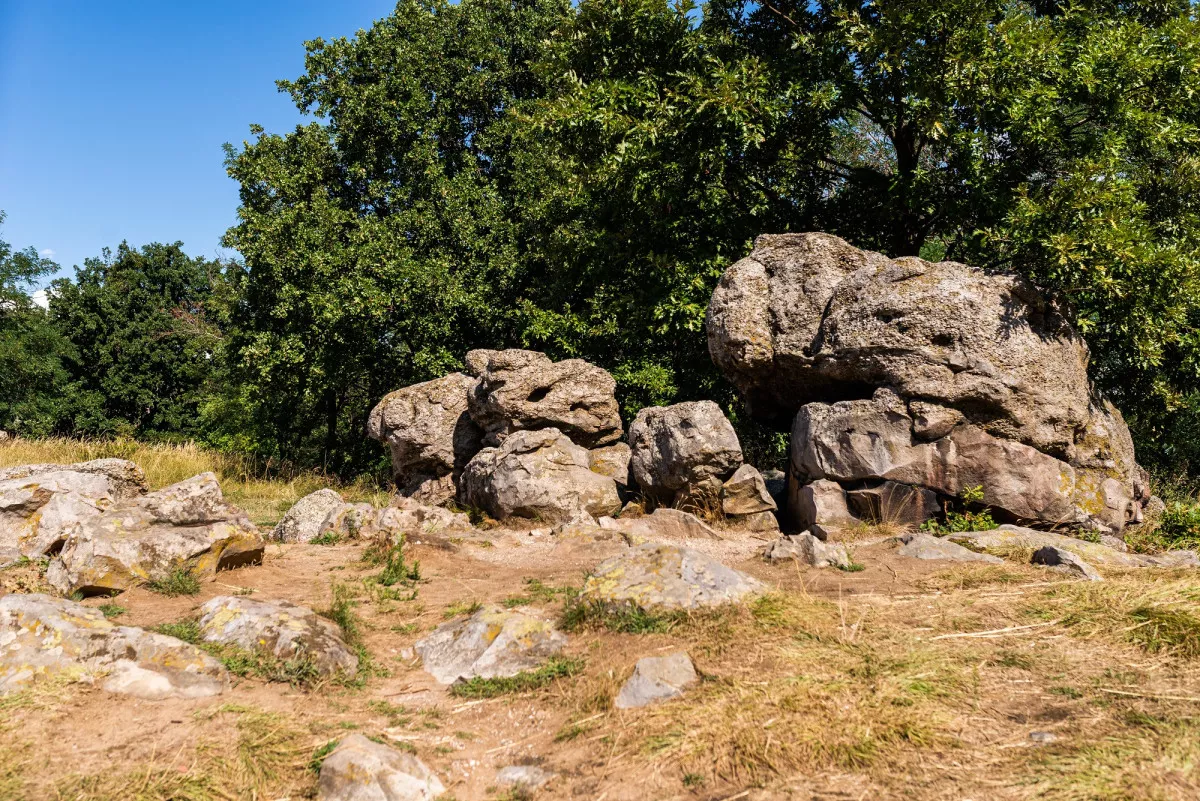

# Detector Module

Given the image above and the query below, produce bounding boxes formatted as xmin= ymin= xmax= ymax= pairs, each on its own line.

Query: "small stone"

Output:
xmin=272 ymin=489 xmax=345 ymax=543
xmin=318 ymin=733 xmax=445 ymax=801
xmin=762 ymin=531 xmax=850 ymax=569
xmin=1031 ymin=545 xmax=1103 ymax=581
xmin=495 ymin=764 xmax=557 ymax=790
xmin=414 ymin=606 xmax=567 ymax=685
xmin=615 ymin=651 xmax=697 ymax=709
xmin=1029 ymin=731 xmax=1058 ymax=744
xmin=730 ymin=510 xmax=780 ymax=533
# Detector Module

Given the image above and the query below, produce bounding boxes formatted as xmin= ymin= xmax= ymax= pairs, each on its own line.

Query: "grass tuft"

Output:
xmin=1128 ymin=606 xmax=1200 ymax=659
xmin=146 ymin=567 xmax=201 ymax=597
xmin=449 ymin=656 xmax=585 ymax=699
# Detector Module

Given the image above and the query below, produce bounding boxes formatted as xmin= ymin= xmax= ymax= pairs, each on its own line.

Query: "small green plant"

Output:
xmin=146 ymin=567 xmax=201 ymax=597
xmin=921 ymin=485 xmax=998 ymax=535
xmin=152 ymin=619 xmax=202 ymax=643
xmin=308 ymin=740 xmax=339 ymax=774
xmin=378 ymin=541 xmax=421 ymax=588
xmin=319 ymin=581 xmax=383 ymax=685
xmin=502 ymin=578 xmax=573 ymax=608
xmin=560 ymin=596 xmax=685 ymax=634
xmin=1128 ymin=606 xmax=1200 ymax=658
xmin=442 ymin=599 xmax=483 ymax=619
xmin=837 ymin=560 xmax=867 ymax=573
xmin=310 ymin=530 xmax=343 ymax=546
xmin=682 ymin=772 xmax=705 ymax=788
xmin=97 ymin=604 xmax=127 ymax=619
xmin=449 ymin=656 xmax=584 ymax=698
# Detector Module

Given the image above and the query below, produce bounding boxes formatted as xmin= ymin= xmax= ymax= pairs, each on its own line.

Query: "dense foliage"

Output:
xmin=5 ymin=0 xmax=1200 ymax=482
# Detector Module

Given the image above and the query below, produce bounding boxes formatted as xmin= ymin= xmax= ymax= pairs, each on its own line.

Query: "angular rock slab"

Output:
xmin=319 ymin=733 xmax=445 ymax=801
xmin=415 ymin=606 xmax=567 ymax=685
xmin=597 ymin=508 xmax=721 ymax=543
xmin=0 ymin=458 xmax=148 ymax=499
xmin=367 ymin=372 xmax=483 ymax=503
xmin=762 ymin=532 xmax=850 ymax=569
xmin=721 ymin=464 xmax=777 ymax=515
xmin=947 ymin=525 xmax=1194 ymax=569
xmin=896 ymin=532 xmax=1003 ymax=563
xmin=197 ymin=596 xmax=358 ymax=678
xmin=615 ymin=651 xmax=698 ymax=709
xmin=459 ymin=428 xmax=621 ymax=522
xmin=272 ymin=488 xmax=345 ymax=543
xmin=579 ymin=543 xmax=764 ymax=611
xmin=589 ymin=442 xmax=633 ymax=492
xmin=466 ymin=349 xmax=623 ymax=448
xmin=0 ymin=593 xmax=226 ymax=699
xmin=629 ymin=401 xmax=743 ymax=506
xmin=46 ymin=473 xmax=264 ymax=597
xmin=1031 ymin=545 xmax=1103 ymax=581
xmin=788 ymin=478 xmax=858 ymax=539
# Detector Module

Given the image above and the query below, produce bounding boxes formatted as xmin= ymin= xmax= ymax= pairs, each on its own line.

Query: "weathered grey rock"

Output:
xmin=466 ymin=349 xmax=623 ymax=448
xmin=896 ymin=532 xmax=1003 ymax=563
xmin=721 ymin=464 xmax=777 ymax=516
xmin=0 ymin=458 xmax=148 ymax=500
xmin=318 ymin=503 xmax=377 ymax=540
xmin=414 ymin=605 xmax=567 ymax=685
xmin=459 ymin=428 xmax=621 ymax=522
xmin=946 ymin=525 xmax=1188 ymax=569
xmin=846 ymin=482 xmax=940 ymax=527
xmin=367 ymin=373 xmax=483 ymax=504
xmin=588 ymin=442 xmax=632 ymax=492
xmin=615 ymin=651 xmax=697 ymax=709
xmin=579 ymin=543 xmax=764 ymax=611
xmin=762 ymin=532 xmax=851 ymax=568
xmin=708 ymin=232 xmax=1147 ymax=532
xmin=598 ymin=507 xmax=721 ymax=543
xmin=317 ymin=497 xmax=471 ymax=542
xmin=46 ymin=473 xmax=264 ymax=597
xmin=197 ymin=596 xmax=358 ymax=678
xmin=495 ymin=765 xmax=557 ymax=790
xmin=272 ymin=489 xmax=345 ymax=543
xmin=788 ymin=478 xmax=858 ymax=539
xmin=629 ymin=401 xmax=743 ymax=506
xmin=1031 ymin=545 xmax=1103 ymax=581
xmin=733 ymin=510 xmax=781 ymax=533
xmin=0 ymin=593 xmax=226 ymax=699
xmin=1143 ymin=550 xmax=1200 ymax=568
xmin=318 ymin=733 xmax=445 ymax=801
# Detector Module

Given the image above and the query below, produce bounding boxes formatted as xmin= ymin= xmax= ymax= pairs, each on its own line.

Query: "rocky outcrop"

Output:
xmin=578 ymin=543 xmax=764 ymax=611
xmin=316 ymin=497 xmax=471 ymax=542
xmin=466 ymin=349 xmax=623 ymax=448
xmin=271 ymin=489 xmax=345 ymax=543
xmin=629 ymin=401 xmax=743 ymax=507
xmin=197 ymin=596 xmax=358 ymax=678
xmin=46 ymin=473 xmax=264 ymax=597
xmin=615 ymin=651 xmax=697 ymax=709
xmin=0 ymin=593 xmax=226 ymax=699
xmin=707 ymin=232 xmax=1148 ymax=534
xmin=414 ymin=605 xmax=567 ymax=684
xmin=947 ymin=525 xmax=1197 ymax=569
xmin=367 ymin=373 xmax=483 ymax=504
xmin=0 ymin=459 xmax=149 ymax=563
xmin=459 ymin=428 xmax=622 ymax=522
xmin=318 ymin=734 xmax=445 ymax=801
xmin=896 ymin=532 xmax=1003 ymax=563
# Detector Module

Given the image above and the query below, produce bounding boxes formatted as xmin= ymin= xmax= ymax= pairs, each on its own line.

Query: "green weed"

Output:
xmin=449 ymin=656 xmax=584 ymax=699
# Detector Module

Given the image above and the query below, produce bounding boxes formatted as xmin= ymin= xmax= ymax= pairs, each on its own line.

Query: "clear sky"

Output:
xmin=0 ymin=0 xmax=397 ymax=281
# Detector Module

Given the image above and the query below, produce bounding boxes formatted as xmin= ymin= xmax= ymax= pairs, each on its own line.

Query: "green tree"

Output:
xmin=0 ymin=211 xmax=70 ymax=436
xmin=49 ymin=242 xmax=225 ymax=439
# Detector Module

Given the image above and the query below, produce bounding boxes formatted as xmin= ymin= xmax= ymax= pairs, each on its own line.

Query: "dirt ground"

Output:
xmin=3 ymin=523 xmax=1199 ymax=801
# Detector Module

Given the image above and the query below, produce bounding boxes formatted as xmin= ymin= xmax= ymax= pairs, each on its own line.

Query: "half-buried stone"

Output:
xmin=0 ymin=593 xmax=227 ymax=699
xmin=318 ymin=733 xmax=445 ymax=801
xmin=415 ymin=605 xmax=567 ymax=685
xmin=615 ymin=651 xmax=698 ymax=709
xmin=46 ymin=473 xmax=264 ymax=597
xmin=578 ymin=543 xmax=764 ymax=612
xmin=197 ymin=596 xmax=358 ymax=678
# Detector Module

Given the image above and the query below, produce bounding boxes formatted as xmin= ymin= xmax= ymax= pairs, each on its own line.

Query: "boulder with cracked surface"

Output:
xmin=0 ymin=593 xmax=226 ymax=699
xmin=762 ymin=532 xmax=851 ymax=568
xmin=271 ymin=488 xmax=345 ymax=543
xmin=466 ymin=349 xmax=623 ymax=448
xmin=459 ymin=428 xmax=622 ymax=522
xmin=414 ymin=605 xmax=567 ymax=685
xmin=629 ymin=401 xmax=743 ymax=507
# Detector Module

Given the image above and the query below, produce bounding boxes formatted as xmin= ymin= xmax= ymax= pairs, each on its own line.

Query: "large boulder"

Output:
xmin=707 ymin=232 xmax=1147 ymax=532
xmin=197 ymin=596 xmax=358 ymax=678
xmin=46 ymin=473 xmax=264 ymax=597
xmin=319 ymin=734 xmax=445 ymax=801
xmin=367 ymin=373 xmax=483 ymax=504
xmin=790 ymin=390 xmax=1139 ymax=533
xmin=459 ymin=428 xmax=622 ymax=522
xmin=271 ymin=488 xmax=345 ymax=543
xmin=578 ymin=543 xmax=764 ymax=611
xmin=0 ymin=593 xmax=226 ymax=699
xmin=629 ymin=401 xmax=743 ymax=507
xmin=414 ymin=605 xmax=567 ymax=684
xmin=466 ymin=349 xmax=623 ymax=448
xmin=0 ymin=459 xmax=150 ymax=563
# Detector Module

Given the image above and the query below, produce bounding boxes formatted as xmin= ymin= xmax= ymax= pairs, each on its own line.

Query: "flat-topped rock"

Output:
xmin=615 ymin=651 xmax=697 ymax=709
xmin=0 ymin=593 xmax=226 ymax=699
xmin=415 ymin=605 xmax=567 ymax=685
xmin=197 ymin=596 xmax=358 ymax=678
xmin=896 ymin=532 xmax=1003 ymax=563
xmin=579 ymin=543 xmax=764 ymax=611
xmin=948 ymin=525 xmax=1194 ymax=568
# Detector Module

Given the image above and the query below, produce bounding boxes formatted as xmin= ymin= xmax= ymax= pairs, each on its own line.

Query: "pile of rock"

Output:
xmin=707 ymin=232 xmax=1153 ymax=539
xmin=370 ymin=349 xmax=781 ymax=531
xmin=271 ymin=489 xmax=471 ymax=544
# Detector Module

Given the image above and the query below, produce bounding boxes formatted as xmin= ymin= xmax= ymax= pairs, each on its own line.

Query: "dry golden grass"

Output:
xmin=0 ymin=437 xmax=388 ymax=526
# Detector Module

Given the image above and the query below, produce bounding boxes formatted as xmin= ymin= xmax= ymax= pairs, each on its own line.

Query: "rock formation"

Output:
xmin=707 ymin=232 xmax=1149 ymax=534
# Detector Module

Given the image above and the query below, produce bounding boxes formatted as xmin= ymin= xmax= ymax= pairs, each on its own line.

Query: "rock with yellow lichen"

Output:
xmin=414 ymin=605 xmax=566 ymax=685
xmin=0 ymin=593 xmax=227 ymax=699
xmin=579 ymin=543 xmax=765 ymax=612
xmin=197 ymin=595 xmax=358 ymax=678
xmin=318 ymin=733 xmax=445 ymax=801
xmin=45 ymin=472 xmax=264 ymax=597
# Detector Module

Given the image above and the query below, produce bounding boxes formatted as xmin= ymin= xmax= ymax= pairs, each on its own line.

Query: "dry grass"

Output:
xmin=0 ymin=437 xmax=388 ymax=526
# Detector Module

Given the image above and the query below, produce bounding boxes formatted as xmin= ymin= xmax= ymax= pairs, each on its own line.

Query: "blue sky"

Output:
xmin=0 ymin=0 xmax=396 ymax=282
